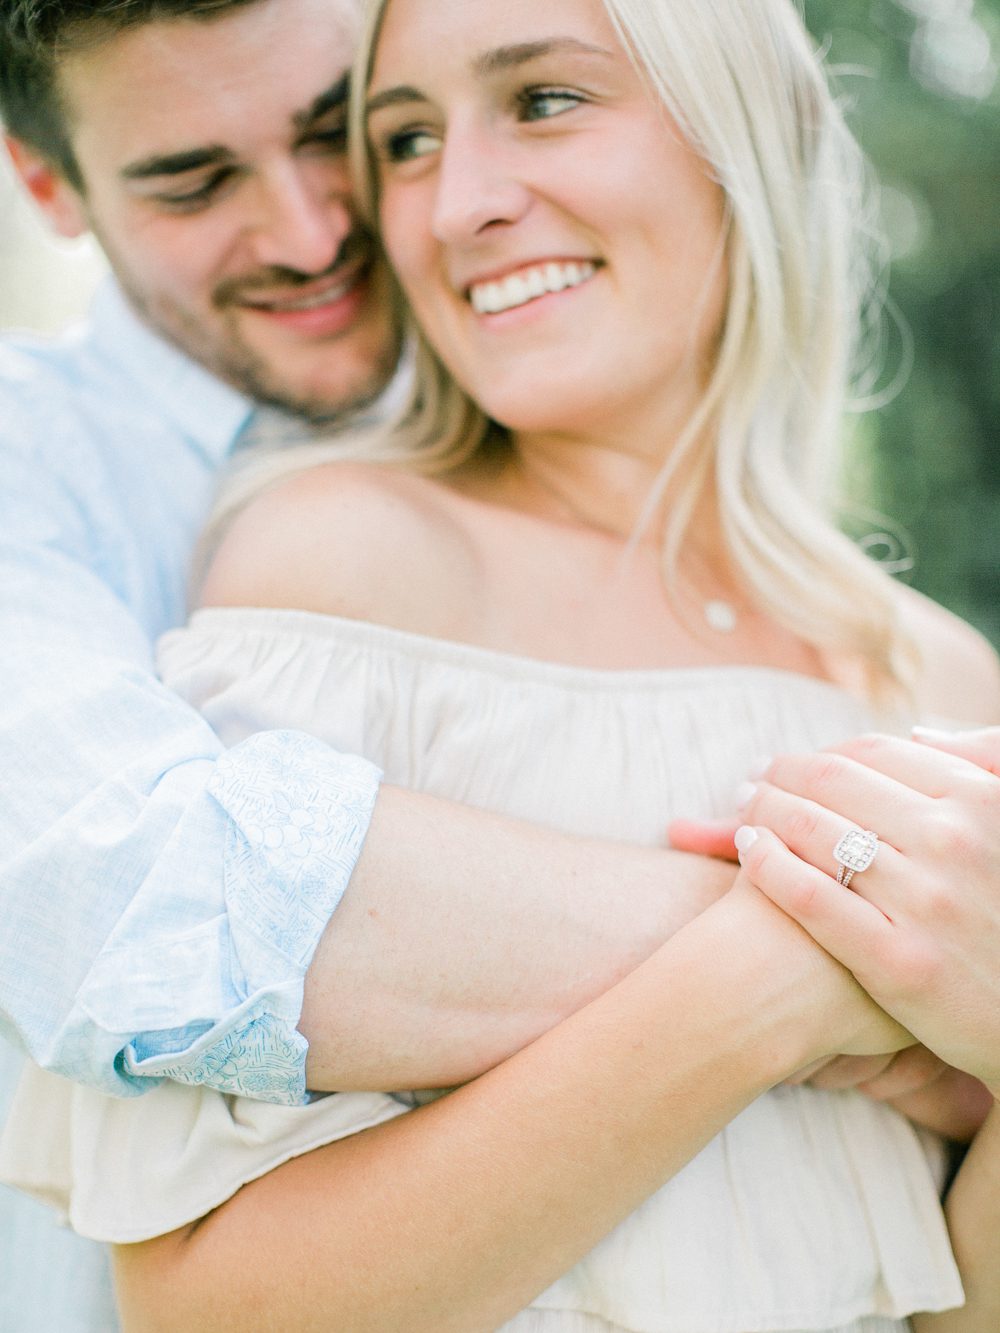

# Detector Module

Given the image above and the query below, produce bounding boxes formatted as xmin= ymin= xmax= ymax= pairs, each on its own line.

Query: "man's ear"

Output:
xmin=5 ymin=136 xmax=88 ymax=238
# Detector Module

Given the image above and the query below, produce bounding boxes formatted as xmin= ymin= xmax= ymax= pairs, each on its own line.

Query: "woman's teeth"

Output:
xmin=469 ymin=261 xmax=596 ymax=315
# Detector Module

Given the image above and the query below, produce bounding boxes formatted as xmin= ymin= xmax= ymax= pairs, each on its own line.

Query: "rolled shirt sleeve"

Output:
xmin=0 ymin=298 xmax=380 ymax=1103
xmin=111 ymin=732 xmax=380 ymax=1103
xmin=65 ymin=732 xmax=380 ymax=1106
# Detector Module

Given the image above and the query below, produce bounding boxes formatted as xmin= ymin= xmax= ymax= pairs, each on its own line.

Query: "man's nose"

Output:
xmin=248 ymin=160 xmax=352 ymax=274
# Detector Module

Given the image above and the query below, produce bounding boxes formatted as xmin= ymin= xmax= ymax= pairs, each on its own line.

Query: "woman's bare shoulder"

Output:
xmin=894 ymin=583 xmax=1000 ymax=725
xmin=198 ymin=461 xmax=481 ymax=634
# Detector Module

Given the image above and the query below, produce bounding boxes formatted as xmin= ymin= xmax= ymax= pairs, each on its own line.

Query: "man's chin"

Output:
xmin=124 ymin=282 xmax=399 ymax=423
xmin=221 ymin=344 xmax=401 ymax=424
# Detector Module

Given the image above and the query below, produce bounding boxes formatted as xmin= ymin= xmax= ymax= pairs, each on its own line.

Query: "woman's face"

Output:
xmin=367 ymin=0 xmax=728 ymax=444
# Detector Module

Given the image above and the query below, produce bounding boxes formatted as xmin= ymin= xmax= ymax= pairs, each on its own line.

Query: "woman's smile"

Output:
xmin=368 ymin=0 xmax=728 ymax=445
xmin=467 ymin=258 xmax=598 ymax=316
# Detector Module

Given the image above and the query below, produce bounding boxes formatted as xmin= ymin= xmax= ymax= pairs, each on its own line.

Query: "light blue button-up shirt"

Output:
xmin=0 ymin=279 xmax=383 ymax=1332
xmin=0 ymin=278 xmax=381 ymax=1104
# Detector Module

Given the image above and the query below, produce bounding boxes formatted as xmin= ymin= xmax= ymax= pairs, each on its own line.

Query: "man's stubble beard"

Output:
xmin=93 ymin=215 xmax=401 ymax=424
xmin=125 ymin=274 xmax=400 ymax=423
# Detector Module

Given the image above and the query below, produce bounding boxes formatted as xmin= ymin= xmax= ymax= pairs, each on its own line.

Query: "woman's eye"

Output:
xmin=383 ymin=128 xmax=441 ymax=163
xmin=520 ymin=89 xmax=583 ymax=122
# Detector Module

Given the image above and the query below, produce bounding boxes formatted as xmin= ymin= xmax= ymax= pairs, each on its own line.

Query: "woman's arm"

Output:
xmin=912 ymin=1101 xmax=1000 ymax=1332
xmin=114 ymin=883 xmax=909 ymax=1333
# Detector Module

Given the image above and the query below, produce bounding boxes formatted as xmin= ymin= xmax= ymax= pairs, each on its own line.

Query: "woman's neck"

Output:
xmin=450 ymin=433 xmax=689 ymax=544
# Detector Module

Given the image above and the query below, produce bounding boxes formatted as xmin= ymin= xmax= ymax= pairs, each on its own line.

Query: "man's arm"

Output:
xmin=0 ymin=439 xmax=372 ymax=1102
xmin=0 ymin=410 xmax=730 ymax=1099
xmin=302 ymin=785 xmax=733 ymax=1088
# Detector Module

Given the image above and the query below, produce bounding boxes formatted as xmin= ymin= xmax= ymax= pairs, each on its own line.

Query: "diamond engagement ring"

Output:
xmin=833 ymin=828 xmax=879 ymax=888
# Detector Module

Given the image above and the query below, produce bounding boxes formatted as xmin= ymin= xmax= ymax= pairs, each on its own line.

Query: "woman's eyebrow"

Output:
xmin=367 ymin=37 xmax=615 ymax=116
xmin=472 ymin=38 xmax=614 ymax=77
xmin=366 ymin=85 xmax=425 ymax=116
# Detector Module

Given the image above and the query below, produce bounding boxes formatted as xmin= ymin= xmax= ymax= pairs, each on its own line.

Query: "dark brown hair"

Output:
xmin=0 ymin=0 xmax=262 ymax=189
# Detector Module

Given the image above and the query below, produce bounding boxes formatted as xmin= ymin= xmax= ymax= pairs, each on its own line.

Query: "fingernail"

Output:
xmin=912 ymin=726 xmax=956 ymax=742
xmin=748 ymin=754 xmax=772 ymax=780
xmin=734 ymin=825 xmax=759 ymax=862
xmin=734 ymin=781 xmax=757 ymax=814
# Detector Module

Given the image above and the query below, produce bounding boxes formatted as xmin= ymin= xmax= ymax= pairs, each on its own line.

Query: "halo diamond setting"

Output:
xmin=833 ymin=828 xmax=879 ymax=887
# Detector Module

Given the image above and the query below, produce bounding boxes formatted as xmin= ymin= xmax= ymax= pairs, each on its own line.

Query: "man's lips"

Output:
xmin=234 ymin=264 xmax=370 ymax=336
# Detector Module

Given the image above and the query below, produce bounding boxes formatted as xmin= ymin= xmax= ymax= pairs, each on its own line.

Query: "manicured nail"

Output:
xmin=912 ymin=726 xmax=957 ymax=742
xmin=734 ymin=782 xmax=757 ymax=813
xmin=748 ymin=755 xmax=772 ymax=780
xmin=734 ymin=825 xmax=759 ymax=862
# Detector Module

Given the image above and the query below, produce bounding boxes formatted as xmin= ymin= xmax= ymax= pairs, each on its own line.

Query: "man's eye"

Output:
xmin=304 ymin=123 xmax=348 ymax=154
xmin=519 ymin=88 xmax=583 ymax=122
xmin=154 ymin=169 xmax=233 ymax=212
xmin=382 ymin=127 xmax=441 ymax=163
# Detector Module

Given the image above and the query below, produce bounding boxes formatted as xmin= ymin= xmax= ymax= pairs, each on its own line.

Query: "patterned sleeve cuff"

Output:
xmin=122 ymin=731 xmax=381 ymax=1103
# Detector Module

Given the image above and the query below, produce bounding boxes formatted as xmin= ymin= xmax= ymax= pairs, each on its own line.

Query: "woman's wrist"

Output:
xmin=682 ymin=886 xmax=843 ymax=1085
xmin=698 ymin=880 xmax=911 ymax=1080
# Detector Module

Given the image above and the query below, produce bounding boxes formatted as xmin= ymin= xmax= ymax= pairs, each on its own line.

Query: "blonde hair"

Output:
xmin=214 ymin=0 xmax=918 ymax=700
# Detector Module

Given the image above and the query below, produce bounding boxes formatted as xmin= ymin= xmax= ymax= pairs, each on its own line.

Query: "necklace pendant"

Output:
xmin=704 ymin=599 xmax=738 ymax=633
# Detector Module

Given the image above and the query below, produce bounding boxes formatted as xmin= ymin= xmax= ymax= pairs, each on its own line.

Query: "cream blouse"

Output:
xmin=0 ymin=609 xmax=964 ymax=1333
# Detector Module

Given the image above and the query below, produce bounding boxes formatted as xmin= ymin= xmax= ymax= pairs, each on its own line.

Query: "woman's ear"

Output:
xmin=5 ymin=136 xmax=88 ymax=238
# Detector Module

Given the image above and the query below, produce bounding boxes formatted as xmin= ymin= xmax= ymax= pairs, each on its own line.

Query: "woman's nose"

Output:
xmin=431 ymin=131 xmax=532 ymax=245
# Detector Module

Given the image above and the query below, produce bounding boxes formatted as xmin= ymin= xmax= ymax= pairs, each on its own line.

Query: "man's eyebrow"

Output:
xmin=294 ymin=73 xmax=351 ymax=131
xmin=121 ymin=146 xmax=232 ymax=181
xmin=366 ymin=38 xmax=613 ymax=116
xmin=120 ymin=74 xmax=351 ymax=180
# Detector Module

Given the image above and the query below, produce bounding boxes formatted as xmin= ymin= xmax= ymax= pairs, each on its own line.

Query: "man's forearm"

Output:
xmin=301 ymin=784 xmax=735 ymax=1090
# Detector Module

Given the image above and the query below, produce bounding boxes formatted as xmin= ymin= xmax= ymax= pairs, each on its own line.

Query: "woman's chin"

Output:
xmin=470 ymin=388 xmax=602 ymax=441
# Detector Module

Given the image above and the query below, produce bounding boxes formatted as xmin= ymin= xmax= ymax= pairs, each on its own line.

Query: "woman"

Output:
xmin=3 ymin=0 xmax=999 ymax=1328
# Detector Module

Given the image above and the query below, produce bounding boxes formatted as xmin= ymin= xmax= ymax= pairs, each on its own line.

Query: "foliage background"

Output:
xmin=806 ymin=0 xmax=999 ymax=647
xmin=0 ymin=0 xmax=997 ymax=643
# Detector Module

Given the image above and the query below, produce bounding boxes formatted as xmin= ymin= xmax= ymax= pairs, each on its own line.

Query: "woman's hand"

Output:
xmin=732 ymin=728 xmax=1000 ymax=1096
xmin=716 ymin=874 xmax=913 ymax=1070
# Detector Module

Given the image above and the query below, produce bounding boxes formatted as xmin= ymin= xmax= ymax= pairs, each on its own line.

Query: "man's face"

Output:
xmin=54 ymin=0 xmax=397 ymax=419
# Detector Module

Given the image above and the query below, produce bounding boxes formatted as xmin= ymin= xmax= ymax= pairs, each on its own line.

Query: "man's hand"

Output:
xmin=788 ymin=1048 xmax=992 ymax=1142
xmin=668 ymin=817 xmax=739 ymax=861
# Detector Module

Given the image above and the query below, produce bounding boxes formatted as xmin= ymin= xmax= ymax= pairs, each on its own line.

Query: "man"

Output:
xmin=0 ymin=0 xmax=732 ymax=1325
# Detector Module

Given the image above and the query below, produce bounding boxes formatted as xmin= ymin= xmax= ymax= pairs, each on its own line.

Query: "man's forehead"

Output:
xmin=119 ymin=74 xmax=351 ymax=182
xmin=57 ymin=0 xmax=361 ymax=165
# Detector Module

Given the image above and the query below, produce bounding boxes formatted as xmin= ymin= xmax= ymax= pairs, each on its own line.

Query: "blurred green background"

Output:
xmin=0 ymin=0 xmax=996 ymax=643
xmin=806 ymin=0 xmax=999 ymax=647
